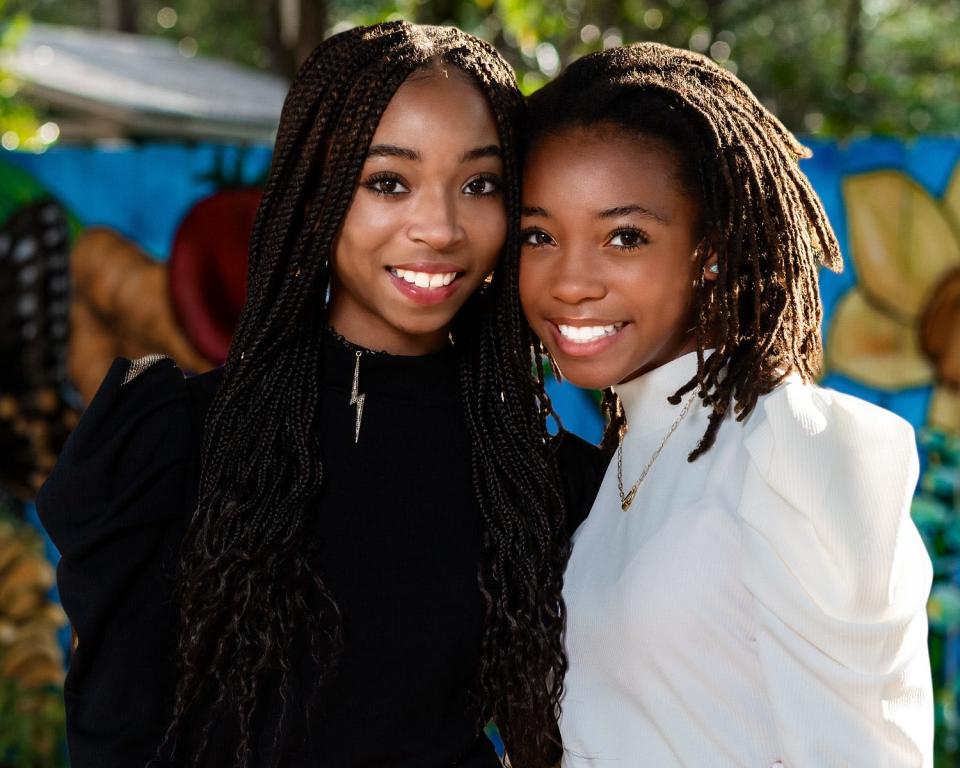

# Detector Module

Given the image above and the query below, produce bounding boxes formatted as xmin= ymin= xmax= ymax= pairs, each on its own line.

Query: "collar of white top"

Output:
xmin=612 ymin=350 xmax=710 ymax=436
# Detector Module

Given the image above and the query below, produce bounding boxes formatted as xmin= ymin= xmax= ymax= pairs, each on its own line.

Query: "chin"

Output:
xmin=552 ymin=358 xmax=621 ymax=391
xmin=392 ymin=311 xmax=458 ymax=338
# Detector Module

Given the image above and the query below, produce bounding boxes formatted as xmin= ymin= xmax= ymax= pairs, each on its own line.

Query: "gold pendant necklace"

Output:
xmin=617 ymin=391 xmax=697 ymax=511
xmin=327 ymin=327 xmax=386 ymax=445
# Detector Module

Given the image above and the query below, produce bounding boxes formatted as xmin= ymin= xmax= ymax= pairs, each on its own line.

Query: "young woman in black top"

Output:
xmin=38 ymin=22 xmax=606 ymax=768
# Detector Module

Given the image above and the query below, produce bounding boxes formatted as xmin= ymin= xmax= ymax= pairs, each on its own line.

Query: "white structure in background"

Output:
xmin=3 ymin=23 xmax=289 ymax=142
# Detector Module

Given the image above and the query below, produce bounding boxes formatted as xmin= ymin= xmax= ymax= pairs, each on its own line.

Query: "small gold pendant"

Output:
xmin=350 ymin=350 xmax=365 ymax=444
xmin=621 ymin=487 xmax=637 ymax=512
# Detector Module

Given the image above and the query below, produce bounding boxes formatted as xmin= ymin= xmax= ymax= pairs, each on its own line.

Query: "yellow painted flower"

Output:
xmin=828 ymin=165 xmax=960 ymax=431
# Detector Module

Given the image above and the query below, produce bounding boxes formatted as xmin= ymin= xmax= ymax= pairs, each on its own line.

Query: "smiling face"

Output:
xmin=519 ymin=126 xmax=714 ymax=390
xmin=328 ymin=66 xmax=506 ymax=355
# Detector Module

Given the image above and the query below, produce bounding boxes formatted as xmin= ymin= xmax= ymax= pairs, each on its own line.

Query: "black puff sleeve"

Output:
xmin=37 ymin=356 xmax=196 ymax=768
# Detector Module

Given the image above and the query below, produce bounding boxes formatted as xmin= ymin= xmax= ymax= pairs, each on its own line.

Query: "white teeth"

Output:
xmin=390 ymin=268 xmax=459 ymax=289
xmin=557 ymin=323 xmax=623 ymax=343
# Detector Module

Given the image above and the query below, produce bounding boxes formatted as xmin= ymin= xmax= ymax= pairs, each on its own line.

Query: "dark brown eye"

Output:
xmin=463 ymin=175 xmax=500 ymax=196
xmin=378 ymin=178 xmax=399 ymax=193
xmin=364 ymin=174 xmax=408 ymax=196
xmin=521 ymin=229 xmax=554 ymax=247
xmin=609 ymin=227 xmax=648 ymax=249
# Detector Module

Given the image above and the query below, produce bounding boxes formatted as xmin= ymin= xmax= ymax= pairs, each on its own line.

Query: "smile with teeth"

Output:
xmin=556 ymin=322 xmax=624 ymax=343
xmin=389 ymin=267 xmax=459 ymax=288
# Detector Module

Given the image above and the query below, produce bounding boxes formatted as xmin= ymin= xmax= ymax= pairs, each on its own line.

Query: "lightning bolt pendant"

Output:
xmin=350 ymin=350 xmax=365 ymax=444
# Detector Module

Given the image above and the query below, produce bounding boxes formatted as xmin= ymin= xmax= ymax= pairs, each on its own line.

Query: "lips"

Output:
xmin=547 ymin=319 xmax=628 ymax=357
xmin=556 ymin=322 xmax=623 ymax=342
xmin=385 ymin=262 xmax=466 ymax=306
xmin=389 ymin=267 xmax=458 ymax=288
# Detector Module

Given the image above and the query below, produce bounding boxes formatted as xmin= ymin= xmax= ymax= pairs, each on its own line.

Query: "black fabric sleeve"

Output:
xmin=36 ymin=356 xmax=193 ymax=768
xmin=554 ymin=431 xmax=611 ymax=537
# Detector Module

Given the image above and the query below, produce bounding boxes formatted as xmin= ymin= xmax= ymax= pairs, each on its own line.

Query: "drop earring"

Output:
xmin=545 ymin=350 xmax=563 ymax=384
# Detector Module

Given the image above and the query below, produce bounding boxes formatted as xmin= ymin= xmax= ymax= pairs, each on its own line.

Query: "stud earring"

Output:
xmin=707 ymin=263 xmax=719 ymax=274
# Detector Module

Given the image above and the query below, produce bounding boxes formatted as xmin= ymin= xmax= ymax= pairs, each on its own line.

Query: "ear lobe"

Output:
xmin=702 ymin=251 xmax=719 ymax=283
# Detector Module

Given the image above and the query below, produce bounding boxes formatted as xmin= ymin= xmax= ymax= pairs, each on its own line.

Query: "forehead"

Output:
xmin=523 ymin=129 xmax=692 ymax=213
xmin=371 ymin=69 xmax=500 ymax=147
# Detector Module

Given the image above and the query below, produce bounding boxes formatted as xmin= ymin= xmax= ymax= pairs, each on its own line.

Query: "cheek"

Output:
xmin=333 ymin=199 xmax=398 ymax=273
xmin=464 ymin=203 xmax=507 ymax=271
xmin=648 ymin=267 xmax=694 ymax=312
xmin=631 ymin=245 xmax=698 ymax=307
xmin=518 ymin=254 xmax=546 ymax=312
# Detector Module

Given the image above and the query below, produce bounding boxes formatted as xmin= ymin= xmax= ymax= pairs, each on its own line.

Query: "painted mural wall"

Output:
xmin=1 ymin=139 xmax=960 ymax=763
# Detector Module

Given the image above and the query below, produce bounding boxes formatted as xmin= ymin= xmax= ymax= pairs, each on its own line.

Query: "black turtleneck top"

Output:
xmin=37 ymin=332 xmax=607 ymax=768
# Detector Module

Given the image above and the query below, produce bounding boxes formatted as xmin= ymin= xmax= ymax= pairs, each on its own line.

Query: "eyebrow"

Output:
xmin=521 ymin=203 xmax=669 ymax=224
xmin=521 ymin=205 xmax=550 ymax=217
xmin=597 ymin=204 xmax=668 ymax=224
xmin=366 ymin=144 xmax=502 ymax=163
xmin=460 ymin=144 xmax=502 ymax=162
xmin=367 ymin=144 xmax=420 ymax=161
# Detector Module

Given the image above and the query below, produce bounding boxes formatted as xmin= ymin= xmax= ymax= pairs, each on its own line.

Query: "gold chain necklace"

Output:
xmin=617 ymin=391 xmax=697 ymax=511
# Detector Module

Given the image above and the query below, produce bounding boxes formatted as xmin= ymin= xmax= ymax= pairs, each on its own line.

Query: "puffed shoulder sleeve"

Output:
xmin=738 ymin=381 xmax=934 ymax=767
xmin=555 ymin=431 xmax=610 ymax=536
xmin=38 ymin=355 xmax=190 ymax=555
xmin=36 ymin=355 xmax=192 ymax=768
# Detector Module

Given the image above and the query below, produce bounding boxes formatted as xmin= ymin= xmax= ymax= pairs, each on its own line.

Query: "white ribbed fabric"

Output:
xmin=560 ymin=351 xmax=934 ymax=767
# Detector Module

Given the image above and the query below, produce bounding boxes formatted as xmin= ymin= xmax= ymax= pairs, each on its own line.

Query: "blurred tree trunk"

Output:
xmin=843 ymin=0 xmax=864 ymax=78
xmin=99 ymin=0 xmax=138 ymax=33
xmin=294 ymin=0 xmax=326 ymax=70
xmin=256 ymin=0 xmax=327 ymax=79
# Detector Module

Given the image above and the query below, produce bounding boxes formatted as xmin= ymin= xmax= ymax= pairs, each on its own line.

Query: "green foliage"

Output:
xmin=912 ymin=429 xmax=960 ymax=763
xmin=0 ymin=13 xmax=43 ymax=150
xmin=324 ymin=0 xmax=960 ymax=136
xmin=8 ymin=0 xmax=960 ymax=136
xmin=0 ymin=679 xmax=67 ymax=768
xmin=138 ymin=0 xmax=268 ymax=70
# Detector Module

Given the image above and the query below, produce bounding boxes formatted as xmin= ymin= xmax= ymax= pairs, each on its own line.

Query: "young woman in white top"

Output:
xmin=519 ymin=43 xmax=934 ymax=767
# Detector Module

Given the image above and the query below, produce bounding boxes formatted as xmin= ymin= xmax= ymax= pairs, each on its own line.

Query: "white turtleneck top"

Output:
xmin=559 ymin=351 xmax=934 ymax=767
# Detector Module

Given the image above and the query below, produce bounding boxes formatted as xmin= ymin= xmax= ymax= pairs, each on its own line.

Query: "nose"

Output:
xmin=549 ymin=246 xmax=607 ymax=305
xmin=407 ymin=186 xmax=466 ymax=252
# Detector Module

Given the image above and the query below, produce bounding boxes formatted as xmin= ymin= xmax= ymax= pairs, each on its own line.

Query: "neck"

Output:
xmin=326 ymin=310 xmax=450 ymax=356
xmin=618 ymin=329 xmax=698 ymax=386
xmin=613 ymin=348 xmax=703 ymax=434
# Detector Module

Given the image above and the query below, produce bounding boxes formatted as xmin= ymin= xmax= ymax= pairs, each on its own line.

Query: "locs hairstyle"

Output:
xmin=160 ymin=21 xmax=567 ymax=768
xmin=526 ymin=43 xmax=843 ymax=459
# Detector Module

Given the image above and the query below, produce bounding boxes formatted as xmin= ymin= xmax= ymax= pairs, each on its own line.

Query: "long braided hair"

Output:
xmin=163 ymin=21 xmax=567 ymax=767
xmin=526 ymin=42 xmax=843 ymax=459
